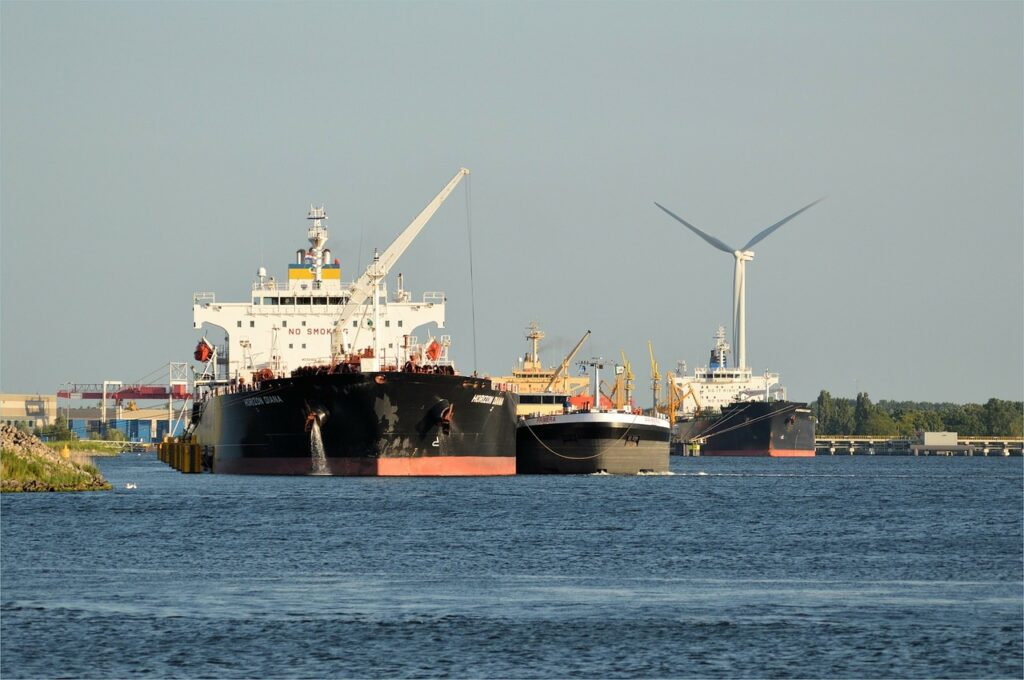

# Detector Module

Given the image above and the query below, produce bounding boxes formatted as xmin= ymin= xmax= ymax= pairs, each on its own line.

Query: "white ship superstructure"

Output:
xmin=193 ymin=169 xmax=470 ymax=384
xmin=669 ymin=326 xmax=785 ymax=418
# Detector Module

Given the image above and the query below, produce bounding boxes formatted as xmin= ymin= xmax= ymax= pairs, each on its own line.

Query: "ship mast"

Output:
xmin=371 ymin=249 xmax=381 ymax=363
xmin=306 ymin=206 xmax=329 ymax=287
xmin=579 ymin=357 xmax=605 ymax=412
xmin=525 ymin=321 xmax=544 ymax=370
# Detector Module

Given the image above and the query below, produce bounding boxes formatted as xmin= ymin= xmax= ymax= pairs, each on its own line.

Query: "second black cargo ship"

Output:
xmin=689 ymin=400 xmax=816 ymax=457
xmin=511 ymin=354 xmax=670 ymax=474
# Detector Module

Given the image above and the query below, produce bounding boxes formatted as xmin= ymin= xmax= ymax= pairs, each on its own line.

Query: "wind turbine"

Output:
xmin=654 ymin=198 xmax=822 ymax=371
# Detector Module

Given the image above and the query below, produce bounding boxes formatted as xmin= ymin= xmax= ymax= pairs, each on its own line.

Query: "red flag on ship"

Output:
xmin=425 ymin=339 xmax=442 ymax=361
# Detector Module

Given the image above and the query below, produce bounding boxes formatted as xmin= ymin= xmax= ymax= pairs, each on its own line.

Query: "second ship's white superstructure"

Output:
xmin=668 ymin=326 xmax=785 ymax=418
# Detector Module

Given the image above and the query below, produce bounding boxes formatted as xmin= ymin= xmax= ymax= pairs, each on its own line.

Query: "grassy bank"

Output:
xmin=1 ymin=449 xmax=111 ymax=492
xmin=43 ymin=440 xmax=143 ymax=456
xmin=1 ymin=425 xmax=111 ymax=493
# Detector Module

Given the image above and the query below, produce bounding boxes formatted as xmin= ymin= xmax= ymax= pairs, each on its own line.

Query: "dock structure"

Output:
xmin=815 ymin=436 xmax=1023 ymax=457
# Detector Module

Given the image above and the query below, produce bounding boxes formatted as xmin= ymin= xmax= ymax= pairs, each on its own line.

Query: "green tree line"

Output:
xmin=812 ymin=392 xmax=1023 ymax=437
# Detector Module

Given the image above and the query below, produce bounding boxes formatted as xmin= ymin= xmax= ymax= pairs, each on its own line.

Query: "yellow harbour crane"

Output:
xmin=620 ymin=350 xmax=634 ymax=410
xmin=647 ymin=340 xmax=661 ymax=413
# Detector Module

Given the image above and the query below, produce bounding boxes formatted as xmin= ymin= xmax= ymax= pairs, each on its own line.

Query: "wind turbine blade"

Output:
xmin=654 ymin=202 xmax=736 ymax=253
xmin=741 ymin=198 xmax=825 ymax=251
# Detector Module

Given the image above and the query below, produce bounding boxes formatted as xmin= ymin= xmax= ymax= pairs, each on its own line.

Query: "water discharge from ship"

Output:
xmin=310 ymin=420 xmax=328 ymax=475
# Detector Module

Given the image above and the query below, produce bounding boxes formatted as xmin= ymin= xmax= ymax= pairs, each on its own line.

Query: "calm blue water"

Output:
xmin=2 ymin=455 xmax=1021 ymax=679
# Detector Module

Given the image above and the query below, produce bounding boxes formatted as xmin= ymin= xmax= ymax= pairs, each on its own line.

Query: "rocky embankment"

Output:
xmin=0 ymin=425 xmax=111 ymax=492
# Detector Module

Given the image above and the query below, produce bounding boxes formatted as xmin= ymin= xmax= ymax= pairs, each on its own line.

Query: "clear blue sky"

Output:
xmin=2 ymin=1 xmax=1021 ymax=404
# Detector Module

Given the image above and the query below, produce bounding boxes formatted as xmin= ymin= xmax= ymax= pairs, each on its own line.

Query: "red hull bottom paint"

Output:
xmin=702 ymin=449 xmax=816 ymax=457
xmin=215 ymin=456 xmax=516 ymax=476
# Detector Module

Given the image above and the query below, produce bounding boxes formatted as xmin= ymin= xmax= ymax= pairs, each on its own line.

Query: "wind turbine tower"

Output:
xmin=654 ymin=199 xmax=822 ymax=371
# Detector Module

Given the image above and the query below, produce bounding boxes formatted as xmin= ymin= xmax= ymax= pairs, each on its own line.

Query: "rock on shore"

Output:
xmin=0 ymin=425 xmax=111 ymax=492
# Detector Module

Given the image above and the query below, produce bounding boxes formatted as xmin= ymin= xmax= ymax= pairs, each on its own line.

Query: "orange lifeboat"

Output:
xmin=194 ymin=338 xmax=214 ymax=362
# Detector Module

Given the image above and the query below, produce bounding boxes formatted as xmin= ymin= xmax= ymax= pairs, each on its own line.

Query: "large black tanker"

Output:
xmin=192 ymin=370 xmax=517 ymax=475
xmin=184 ymin=168 xmax=517 ymax=476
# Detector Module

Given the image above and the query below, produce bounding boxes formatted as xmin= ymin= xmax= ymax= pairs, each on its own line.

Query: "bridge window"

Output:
xmin=281 ymin=297 xmax=294 ymax=305
xmin=252 ymin=298 xmax=260 ymax=305
xmin=297 ymin=297 xmax=311 ymax=305
xmin=263 ymin=297 xmax=279 ymax=305
xmin=314 ymin=298 xmax=326 ymax=305
xmin=329 ymin=297 xmax=344 ymax=305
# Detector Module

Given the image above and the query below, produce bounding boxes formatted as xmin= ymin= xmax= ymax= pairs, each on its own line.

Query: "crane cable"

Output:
xmin=690 ymin=403 xmax=746 ymax=439
xmin=464 ymin=173 xmax=478 ymax=374
xmin=698 ymin=403 xmax=797 ymax=441
xmin=521 ymin=411 xmax=645 ymax=461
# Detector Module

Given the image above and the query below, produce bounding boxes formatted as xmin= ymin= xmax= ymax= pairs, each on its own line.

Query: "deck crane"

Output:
xmin=667 ymin=378 xmax=700 ymax=423
xmin=543 ymin=329 xmax=592 ymax=393
xmin=647 ymin=340 xmax=661 ymax=413
xmin=330 ymin=168 xmax=470 ymax=366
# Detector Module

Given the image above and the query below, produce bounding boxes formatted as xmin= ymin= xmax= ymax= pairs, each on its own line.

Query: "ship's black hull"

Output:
xmin=682 ymin=401 xmax=816 ymax=457
xmin=191 ymin=372 xmax=517 ymax=475
xmin=517 ymin=412 xmax=670 ymax=474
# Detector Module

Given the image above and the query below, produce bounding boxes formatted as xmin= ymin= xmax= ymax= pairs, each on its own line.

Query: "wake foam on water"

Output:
xmin=676 ymin=472 xmax=866 ymax=478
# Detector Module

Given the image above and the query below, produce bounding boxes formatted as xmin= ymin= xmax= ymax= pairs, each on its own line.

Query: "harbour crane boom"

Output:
xmin=620 ymin=350 xmax=635 ymax=409
xmin=648 ymin=340 xmax=661 ymax=412
xmin=543 ymin=329 xmax=591 ymax=392
xmin=331 ymin=168 xmax=470 ymax=359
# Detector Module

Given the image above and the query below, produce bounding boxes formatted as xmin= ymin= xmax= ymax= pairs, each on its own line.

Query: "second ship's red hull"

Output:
xmin=701 ymin=448 xmax=815 ymax=458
